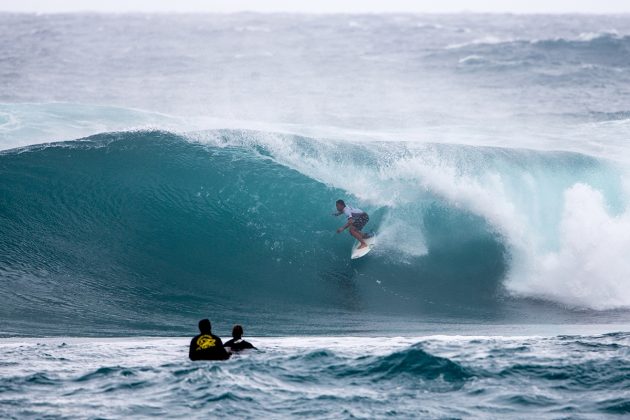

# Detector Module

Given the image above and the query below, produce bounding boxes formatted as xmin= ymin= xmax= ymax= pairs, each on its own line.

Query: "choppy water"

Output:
xmin=1 ymin=12 xmax=630 ymax=418
xmin=1 ymin=333 xmax=629 ymax=418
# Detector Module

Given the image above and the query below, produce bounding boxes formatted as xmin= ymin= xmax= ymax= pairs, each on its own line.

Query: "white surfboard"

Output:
xmin=351 ymin=233 xmax=376 ymax=259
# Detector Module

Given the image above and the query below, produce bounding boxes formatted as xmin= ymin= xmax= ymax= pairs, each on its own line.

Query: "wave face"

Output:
xmin=1 ymin=130 xmax=629 ymax=334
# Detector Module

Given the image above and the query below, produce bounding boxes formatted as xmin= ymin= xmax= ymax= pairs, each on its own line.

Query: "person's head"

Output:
xmin=232 ymin=324 xmax=244 ymax=339
xmin=198 ymin=319 xmax=211 ymax=334
xmin=336 ymin=199 xmax=346 ymax=212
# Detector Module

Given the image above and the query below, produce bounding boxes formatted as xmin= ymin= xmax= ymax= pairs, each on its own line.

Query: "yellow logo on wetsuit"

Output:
xmin=196 ymin=334 xmax=216 ymax=350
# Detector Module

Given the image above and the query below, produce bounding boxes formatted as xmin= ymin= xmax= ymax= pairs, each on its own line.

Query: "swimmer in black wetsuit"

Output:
xmin=224 ymin=324 xmax=256 ymax=352
xmin=189 ymin=319 xmax=231 ymax=361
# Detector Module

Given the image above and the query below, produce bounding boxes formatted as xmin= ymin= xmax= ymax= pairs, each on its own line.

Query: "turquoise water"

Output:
xmin=1 ymin=130 xmax=628 ymax=336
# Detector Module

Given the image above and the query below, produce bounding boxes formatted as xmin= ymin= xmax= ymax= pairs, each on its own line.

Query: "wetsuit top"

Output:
xmin=189 ymin=333 xmax=231 ymax=361
xmin=342 ymin=205 xmax=365 ymax=220
xmin=224 ymin=338 xmax=256 ymax=352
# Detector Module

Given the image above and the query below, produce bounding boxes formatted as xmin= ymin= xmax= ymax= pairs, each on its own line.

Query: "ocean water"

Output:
xmin=1 ymin=12 xmax=630 ymax=418
xmin=2 ymin=333 xmax=630 ymax=418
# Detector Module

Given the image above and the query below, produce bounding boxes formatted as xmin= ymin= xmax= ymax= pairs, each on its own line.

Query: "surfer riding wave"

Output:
xmin=334 ymin=199 xmax=371 ymax=249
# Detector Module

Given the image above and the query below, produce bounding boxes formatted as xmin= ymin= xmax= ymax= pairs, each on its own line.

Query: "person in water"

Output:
xmin=224 ymin=324 xmax=256 ymax=352
xmin=334 ymin=199 xmax=371 ymax=249
xmin=189 ymin=319 xmax=231 ymax=361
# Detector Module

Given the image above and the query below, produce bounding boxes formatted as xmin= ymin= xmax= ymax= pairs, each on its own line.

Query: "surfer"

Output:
xmin=224 ymin=325 xmax=257 ymax=352
xmin=334 ymin=199 xmax=370 ymax=249
xmin=189 ymin=319 xmax=231 ymax=361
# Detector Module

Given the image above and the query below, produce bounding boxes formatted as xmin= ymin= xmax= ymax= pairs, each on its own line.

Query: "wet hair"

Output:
xmin=198 ymin=319 xmax=211 ymax=334
xmin=336 ymin=199 xmax=345 ymax=206
xmin=232 ymin=324 xmax=244 ymax=339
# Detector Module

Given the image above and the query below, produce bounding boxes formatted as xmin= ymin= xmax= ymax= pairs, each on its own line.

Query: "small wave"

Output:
xmin=588 ymin=111 xmax=630 ymax=122
xmin=533 ymin=31 xmax=630 ymax=48
xmin=446 ymin=31 xmax=630 ymax=70
xmin=502 ymin=394 xmax=556 ymax=407
xmin=281 ymin=344 xmax=472 ymax=389
xmin=354 ymin=344 xmax=472 ymax=383
xmin=458 ymin=54 xmax=486 ymax=65
xmin=447 ymin=31 xmax=629 ymax=50
xmin=75 ymin=366 xmax=139 ymax=382
xmin=499 ymin=358 xmax=630 ymax=391
xmin=446 ymin=35 xmax=513 ymax=49
xmin=5 ymin=372 xmax=59 ymax=386
xmin=558 ymin=110 xmax=630 ymax=123
xmin=599 ymin=398 xmax=630 ymax=414
xmin=577 ymin=30 xmax=620 ymax=42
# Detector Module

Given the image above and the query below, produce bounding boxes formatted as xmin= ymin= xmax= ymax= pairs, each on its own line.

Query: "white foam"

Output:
xmin=376 ymin=214 xmax=428 ymax=261
xmin=458 ymin=55 xmax=486 ymax=64
xmin=388 ymin=159 xmax=630 ymax=310
xmin=510 ymin=183 xmax=630 ymax=309
xmin=446 ymin=36 xmax=512 ymax=49
xmin=577 ymin=30 xmax=620 ymax=42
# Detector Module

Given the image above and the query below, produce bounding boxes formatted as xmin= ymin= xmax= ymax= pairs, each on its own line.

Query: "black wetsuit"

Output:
xmin=224 ymin=338 xmax=256 ymax=352
xmin=189 ymin=333 xmax=231 ymax=361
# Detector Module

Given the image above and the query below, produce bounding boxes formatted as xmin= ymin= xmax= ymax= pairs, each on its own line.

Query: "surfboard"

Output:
xmin=351 ymin=233 xmax=376 ymax=259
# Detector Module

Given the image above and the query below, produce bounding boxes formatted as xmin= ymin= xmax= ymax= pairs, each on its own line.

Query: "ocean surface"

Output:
xmin=2 ymin=333 xmax=629 ymax=419
xmin=1 ymin=12 xmax=630 ymax=418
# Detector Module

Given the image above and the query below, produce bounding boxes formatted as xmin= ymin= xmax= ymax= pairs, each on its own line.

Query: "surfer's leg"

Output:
xmin=349 ymin=226 xmax=368 ymax=248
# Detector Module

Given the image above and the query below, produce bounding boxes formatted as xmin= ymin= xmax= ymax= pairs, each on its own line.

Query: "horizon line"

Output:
xmin=2 ymin=10 xmax=630 ymax=16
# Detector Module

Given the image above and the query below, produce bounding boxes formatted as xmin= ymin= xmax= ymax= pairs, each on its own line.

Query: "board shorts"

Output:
xmin=351 ymin=213 xmax=369 ymax=231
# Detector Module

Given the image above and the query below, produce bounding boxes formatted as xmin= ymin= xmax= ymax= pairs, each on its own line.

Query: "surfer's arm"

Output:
xmin=336 ymin=218 xmax=353 ymax=233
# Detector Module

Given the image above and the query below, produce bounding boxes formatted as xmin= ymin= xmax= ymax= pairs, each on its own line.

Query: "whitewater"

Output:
xmin=1 ymin=12 xmax=630 ymax=418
